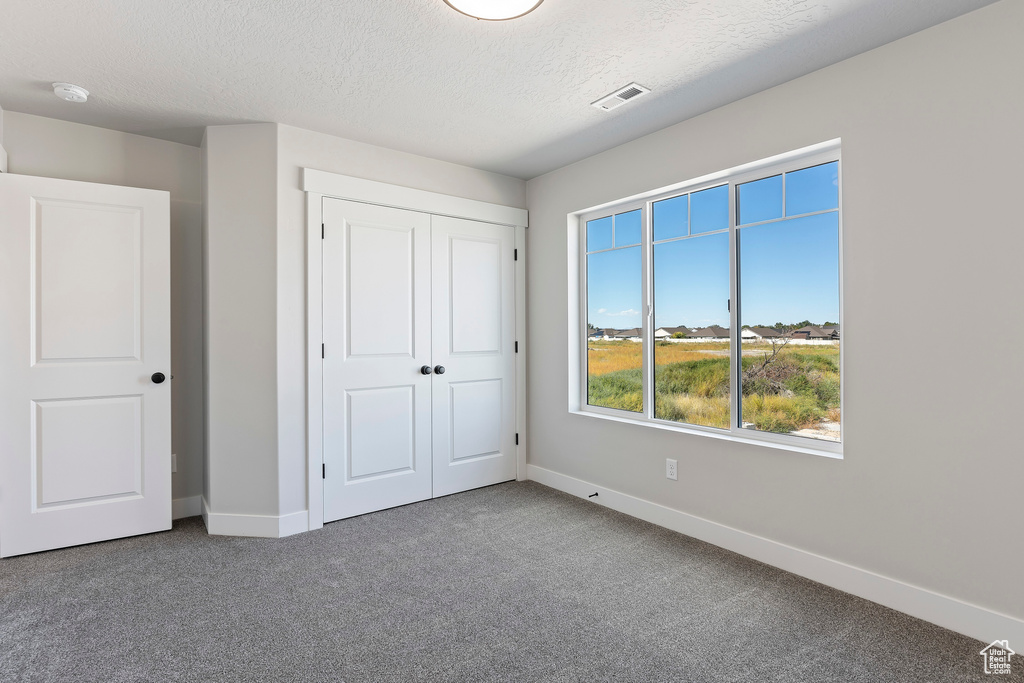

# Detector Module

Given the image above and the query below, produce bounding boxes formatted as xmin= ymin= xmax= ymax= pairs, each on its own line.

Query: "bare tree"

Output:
xmin=742 ymin=335 xmax=793 ymax=394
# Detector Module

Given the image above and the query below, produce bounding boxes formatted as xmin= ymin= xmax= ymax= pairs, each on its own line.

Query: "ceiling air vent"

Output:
xmin=591 ymin=82 xmax=650 ymax=112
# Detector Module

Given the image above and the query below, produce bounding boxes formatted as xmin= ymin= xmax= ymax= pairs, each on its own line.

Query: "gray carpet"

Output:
xmin=0 ymin=481 xmax=1009 ymax=682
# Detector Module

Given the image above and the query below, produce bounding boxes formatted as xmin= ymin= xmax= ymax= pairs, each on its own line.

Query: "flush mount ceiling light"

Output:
xmin=443 ymin=0 xmax=543 ymax=21
xmin=52 ymin=83 xmax=89 ymax=103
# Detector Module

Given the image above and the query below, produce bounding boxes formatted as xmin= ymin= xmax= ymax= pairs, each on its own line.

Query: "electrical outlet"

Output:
xmin=666 ymin=458 xmax=677 ymax=481
xmin=171 ymin=453 xmax=177 ymax=473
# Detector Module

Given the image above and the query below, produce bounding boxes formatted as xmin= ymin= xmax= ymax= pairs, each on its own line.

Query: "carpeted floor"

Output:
xmin=0 ymin=481 xmax=1009 ymax=682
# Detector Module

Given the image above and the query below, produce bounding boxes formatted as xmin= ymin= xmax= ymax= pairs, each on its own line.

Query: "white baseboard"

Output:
xmin=172 ymin=495 xmax=202 ymax=520
xmin=527 ymin=464 xmax=1023 ymax=646
xmin=278 ymin=510 xmax=309 ymax=538
xmin=200 ymin=497 xmax=308 ymax=538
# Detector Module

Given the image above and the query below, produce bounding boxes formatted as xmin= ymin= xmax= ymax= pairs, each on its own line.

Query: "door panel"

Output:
xmin=347 ymin=223 xmax=415 ymax=357
xmin=0 ymin=174 xmax=171 ymax=557
xmin=448 ymin=379 xmax=503 ymax=462
xmin=449 ymin=237 xmax=502 ymax=354
xmin=34 ymin=200 xmax=141 ymax=362
xmin=431 ymin=216 xmax=516 ymax=497
xmin=322 ymin=199 xmax=432 ymax=522
xmin=34 ymin=396 xmax=143 ymax=506
xmin=347 ymin=386 xmax=416 ymax=478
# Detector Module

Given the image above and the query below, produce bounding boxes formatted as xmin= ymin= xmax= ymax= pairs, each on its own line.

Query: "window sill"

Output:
xmin=569 ymin=407 xmax=843 ymax=460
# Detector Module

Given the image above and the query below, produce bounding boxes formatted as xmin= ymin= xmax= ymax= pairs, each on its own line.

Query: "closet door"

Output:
xmin=0 ymin=174 xmax=171 ymax=557
xmin=322 ymin=199 xmax=433 ymax=522
xmin=431 ymin=216 xmax=517 ymax=497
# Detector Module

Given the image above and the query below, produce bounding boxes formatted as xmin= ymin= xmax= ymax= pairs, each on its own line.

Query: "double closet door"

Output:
xmin=322 ymin=198 xmax=516 ymax=522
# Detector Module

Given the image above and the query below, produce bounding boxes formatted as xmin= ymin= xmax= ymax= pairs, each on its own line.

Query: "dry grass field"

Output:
xmin=586 ymin=339 xmax=840 ymax=438
xmin=587 ymin=340 xmax=734 ymax=375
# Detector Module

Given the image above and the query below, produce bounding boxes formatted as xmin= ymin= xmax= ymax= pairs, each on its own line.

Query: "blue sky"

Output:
xmin=587 ymin=161 xmax=839 ymax=330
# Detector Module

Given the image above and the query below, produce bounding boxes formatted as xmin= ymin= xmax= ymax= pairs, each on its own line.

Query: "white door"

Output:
xmin=430 ymin=216 xmax=517 ymax=497
xmin=322 ymin=199 xmax=433 ymax=522
xmin=321 ymin=202 xmax=517 ymax=521
xmin=0 ymin=174 xmax=171 ymax=558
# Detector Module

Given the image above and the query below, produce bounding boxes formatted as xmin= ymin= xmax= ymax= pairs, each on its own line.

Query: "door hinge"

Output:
xmin=322 ymin=343 xmax=325 ymax=359
xmin=515 ymin=433 xmax=519 ymax=445
xmin=322 ymin=463 xmax=326 ymax=479
xmin=322 ymin=223 xmax=325 ymax=239
xmin=514 ymin=248 xmax=518 ymax=261
xmin=515 ymin=341 xmax=518 ymax=353
xmin=727 ymin=298 xmax=730 ymax=312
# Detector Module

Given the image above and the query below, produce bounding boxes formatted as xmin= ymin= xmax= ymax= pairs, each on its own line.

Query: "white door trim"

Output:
xmin=302 ymin=169 xmax=528 ymax=229
xmin=305 ymin=170 xmax=528 ymax=531
xmin=306 ymin=191 xmax=325 ymax=532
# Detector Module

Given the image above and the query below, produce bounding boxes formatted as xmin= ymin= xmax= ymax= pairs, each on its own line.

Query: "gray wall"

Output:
xmin=525 ymin=0 xmax=1023 ymax=621
xmin=3 ymin=112 xmax=205 ymax=504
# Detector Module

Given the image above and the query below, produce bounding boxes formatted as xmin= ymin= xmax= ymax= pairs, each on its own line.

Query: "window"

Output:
xmin=578 ymin=143 xmax=842 ymax=454
xmin=586 ymin=209 xmax=643 ymax=412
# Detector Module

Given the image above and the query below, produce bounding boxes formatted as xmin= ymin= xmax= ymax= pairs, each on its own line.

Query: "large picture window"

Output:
xmin=578 ymin=143 xmax=842 ymax=453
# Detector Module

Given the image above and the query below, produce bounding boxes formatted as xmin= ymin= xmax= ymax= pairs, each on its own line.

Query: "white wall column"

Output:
xmin=203 ymin=124 xmax=280 ymax=524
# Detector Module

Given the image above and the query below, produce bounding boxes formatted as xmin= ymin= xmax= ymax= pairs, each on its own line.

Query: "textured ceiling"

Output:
xmin=0 ymin=0 xmax=996 ymax=179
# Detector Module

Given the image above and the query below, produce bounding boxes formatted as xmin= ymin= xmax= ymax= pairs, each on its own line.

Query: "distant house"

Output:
xmin=741 ymin=326 xmax=783 ymax=340
xmin=688 ymin=325 xmax=729 ymax=340
xmin=792 ymin=325 xmax=839 ymax=340
xmin=611 ymin=327 xmax=642 ymax=341
xmin=654 ymin=326 xmax=690 ymax=339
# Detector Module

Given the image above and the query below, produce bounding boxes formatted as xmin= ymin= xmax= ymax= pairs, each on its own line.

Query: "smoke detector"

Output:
xmin=592 ymin=82 xmax=650 ymax=112
xmin=53 ymin=83 xmax=89 ymax=103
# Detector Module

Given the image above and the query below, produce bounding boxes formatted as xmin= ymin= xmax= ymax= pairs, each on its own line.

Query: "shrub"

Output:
xmin=742 ymin=394 xmax=822 ymax=433
xmin=655 ymin=358 xmax=729 ymax=397
xmin=812 ymin=375 xmax=840 ymax=407
xmin=588 ymin=368 xmax=643 ymax=412
xmin=656 ymin=393 xmax=730 ymax=429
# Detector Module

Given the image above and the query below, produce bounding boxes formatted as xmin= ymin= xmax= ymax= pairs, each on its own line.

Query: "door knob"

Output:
xmin=433 ymin=365 xmax=446 ymax=375
xmin=151 ymin=372 xmax=166 ymax=384
xmin=420 ymin=365 xmax=433 ymax=375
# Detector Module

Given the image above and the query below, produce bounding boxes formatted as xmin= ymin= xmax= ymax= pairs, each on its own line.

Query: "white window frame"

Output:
xmin=569 ymin=140 xmax=843 ymax=459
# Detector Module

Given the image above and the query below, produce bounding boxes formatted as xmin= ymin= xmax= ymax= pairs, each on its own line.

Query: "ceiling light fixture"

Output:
xmin=443 ymin=0 xmax=543 ymax=21
xmin=53 ymin=83 xmax=89 ymax=103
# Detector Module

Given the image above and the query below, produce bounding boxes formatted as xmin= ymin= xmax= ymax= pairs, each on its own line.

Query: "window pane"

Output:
xmin=739 ymin=212 xmax=840 ymax=441
xmin=737 ymin=174 xmax=783 ymax=225
xmin=652 ymin=232 xmax=730 ymax=428
xmin=690 ymin=185 xmax=728 ymax=234
xmin=653 ymin=194 xmax=688 ymax=241
xmin=587 ymin=246 xmax=643 ymax=413
xmin=786 ymin=161 xmax=839 ymax=216
xmin=587 ymin=216 xmax=613 ymax=252
xmin=614 ymin=209 xmax=642 ymax=247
